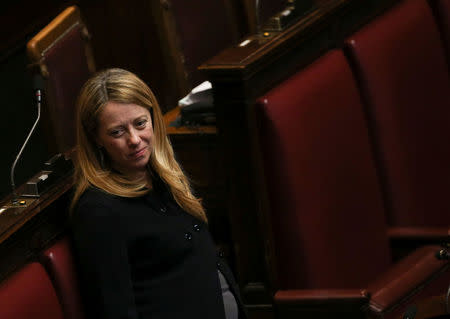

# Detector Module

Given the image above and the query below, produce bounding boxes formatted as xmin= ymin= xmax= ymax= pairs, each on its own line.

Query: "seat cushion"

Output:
xmin=0 ymin=262 xmax=64 ymax=319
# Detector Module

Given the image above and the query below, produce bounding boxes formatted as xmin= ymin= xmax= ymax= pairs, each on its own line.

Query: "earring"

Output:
xmin=98 ymin=147 xmax=106 ymax=168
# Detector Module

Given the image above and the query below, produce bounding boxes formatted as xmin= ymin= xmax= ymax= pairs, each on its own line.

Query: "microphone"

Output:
xmin=33 ymin=74 xmax=43 ymax=103
xmin=10 ymin=73 xmax=43 ymax=204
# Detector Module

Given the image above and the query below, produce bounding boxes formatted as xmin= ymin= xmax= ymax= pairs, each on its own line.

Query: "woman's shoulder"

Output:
xmin=71 ymin=188 xmax=124 ymax=241
xmin=75 ymin=187 xmax=123 ymax=219
xmin=78 ymin=187 xmax=115 ymax=207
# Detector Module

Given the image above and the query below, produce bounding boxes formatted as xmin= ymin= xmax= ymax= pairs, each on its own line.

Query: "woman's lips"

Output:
xmin=129 ymin=148 xmax=146 ymax=158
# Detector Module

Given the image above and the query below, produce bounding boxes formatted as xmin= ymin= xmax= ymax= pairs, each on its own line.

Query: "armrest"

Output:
xmin=388 ymin=226 xmax=450 ymax=241
xmin=367 ymin=245 xmax=449 ymax=314
xmin=275 ymin=289 xmax=370 ymax=305
xmin=274 ymin=289 xmax=370 ymax=318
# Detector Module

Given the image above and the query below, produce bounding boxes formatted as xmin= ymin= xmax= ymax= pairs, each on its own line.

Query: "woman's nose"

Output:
xmin=128 ymin=129 xmax=141 ymax=146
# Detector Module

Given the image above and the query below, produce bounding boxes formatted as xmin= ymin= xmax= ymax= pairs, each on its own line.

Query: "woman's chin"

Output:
xmin=133 ymin=156 xmax=151 ymax=171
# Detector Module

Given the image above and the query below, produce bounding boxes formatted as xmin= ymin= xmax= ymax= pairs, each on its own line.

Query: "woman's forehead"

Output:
xmin=98 ymin=102 xmax=150 ymax=127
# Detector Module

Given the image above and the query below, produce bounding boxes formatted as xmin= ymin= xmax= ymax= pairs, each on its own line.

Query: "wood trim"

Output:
xmin=26 ymin=5 xmax=96 ymax=79
xmin=26 ymin=6 xmax=82 ymax=62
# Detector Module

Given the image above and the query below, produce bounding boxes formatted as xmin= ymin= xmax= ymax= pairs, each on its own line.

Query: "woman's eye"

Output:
xmin=136 ymin=119 xmax=147 ymax=128
xmin=109 ymin=129 xmax=124 ymax=137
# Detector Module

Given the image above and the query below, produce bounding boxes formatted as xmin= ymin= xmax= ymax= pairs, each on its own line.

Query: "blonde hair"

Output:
xmin=70 ymin=68 xmax=207 ymax=222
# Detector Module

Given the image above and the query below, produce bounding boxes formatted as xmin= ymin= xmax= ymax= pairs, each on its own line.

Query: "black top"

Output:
xmin=71 ymin=185 xmax=246 ymax=319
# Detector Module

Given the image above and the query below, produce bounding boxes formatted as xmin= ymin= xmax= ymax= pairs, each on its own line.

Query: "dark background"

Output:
xmin=0 ymin=0 xmax=327 ymax=200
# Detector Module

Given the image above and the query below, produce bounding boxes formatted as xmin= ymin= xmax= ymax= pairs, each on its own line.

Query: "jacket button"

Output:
xmin=216 ymin=262 xmax=221 ymax=267
xmin=184 ymin=232 xmax=192 ymax=240
xmin=160 ymin=206 xmax=167 ymax=213
xmin=193 ymin=223 xmax=201 ymax=232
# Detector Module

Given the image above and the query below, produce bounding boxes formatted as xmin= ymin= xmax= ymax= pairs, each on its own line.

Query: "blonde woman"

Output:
xmin=70 ymin=68 xmax=245 ymax=319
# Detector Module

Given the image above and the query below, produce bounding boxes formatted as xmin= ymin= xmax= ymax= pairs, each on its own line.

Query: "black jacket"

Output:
xmin=71 ymin=187 xmax=246 ymax=319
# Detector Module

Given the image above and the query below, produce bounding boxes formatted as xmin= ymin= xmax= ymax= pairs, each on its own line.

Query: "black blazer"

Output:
xmin=71 ymin=186 xmax=246 ymax=319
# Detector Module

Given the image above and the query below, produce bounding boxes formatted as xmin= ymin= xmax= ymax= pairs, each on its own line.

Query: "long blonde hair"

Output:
xmin=70 ymin=68 xmax=207 ymax=222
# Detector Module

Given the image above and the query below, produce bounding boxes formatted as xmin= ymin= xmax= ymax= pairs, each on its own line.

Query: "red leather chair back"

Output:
xmin=345 ymin=0 xmax=450 ymax=228
xmin=434 ymin=0 xmax=450 ymax=66
xmin=27 ymin=6 xmax=95 ymax=155
xmin=41 ymin=237 xmax=86 ymax=319
xmin=43 ymin=24 xmax=92 ymax=154
xmin=169 ymin=0 xmax=240 ymax=87
xmin=255 ymin=50 xmax=391 ymax=290
xmin=0 ymin=262 xmax=64 ymax=319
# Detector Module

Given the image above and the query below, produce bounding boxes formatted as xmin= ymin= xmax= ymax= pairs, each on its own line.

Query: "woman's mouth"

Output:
xmin=129 ymin=148 xmax=146 ymax=159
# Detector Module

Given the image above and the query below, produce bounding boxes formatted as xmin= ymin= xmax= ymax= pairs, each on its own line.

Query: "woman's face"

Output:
xmin=96 ymin=101 xmax=154 ymax=180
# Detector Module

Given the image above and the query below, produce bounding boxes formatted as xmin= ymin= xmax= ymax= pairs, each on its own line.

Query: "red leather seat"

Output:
xmin=41 ymin=237 xmax=86 ymax=319
xmin=344 ymin=0 xmax=450 ymax=239
xmin=255 ymin=49 xmax=449 ymax=318
xmin=0 ymin=262 xmax=64 ymax=319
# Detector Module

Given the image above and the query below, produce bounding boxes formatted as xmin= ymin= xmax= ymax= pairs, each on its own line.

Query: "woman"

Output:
xmin=70 ymin=68 xmax=245 ymax=319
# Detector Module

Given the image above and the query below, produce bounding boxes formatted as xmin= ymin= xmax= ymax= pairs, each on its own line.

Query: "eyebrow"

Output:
xmin=105 ymin=115 xmax=149 ymax=131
